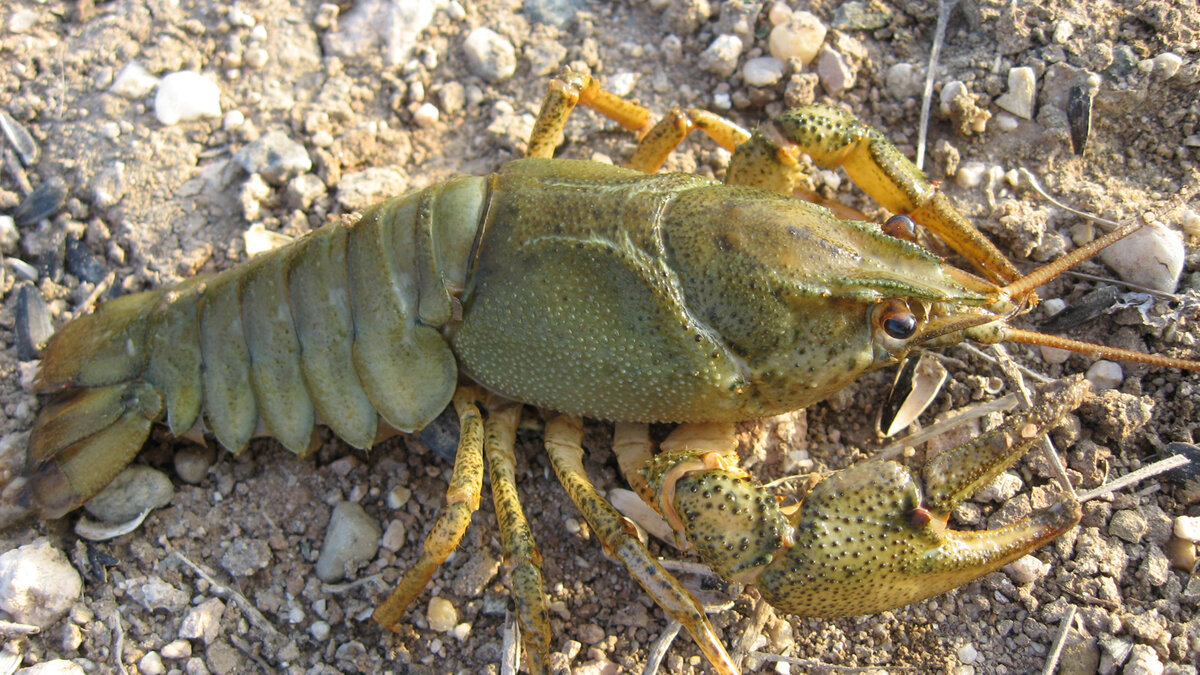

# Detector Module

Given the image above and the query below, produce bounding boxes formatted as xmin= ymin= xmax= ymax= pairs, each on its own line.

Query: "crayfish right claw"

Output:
xmin=645 ymin=375 xmax=1093 ymax=620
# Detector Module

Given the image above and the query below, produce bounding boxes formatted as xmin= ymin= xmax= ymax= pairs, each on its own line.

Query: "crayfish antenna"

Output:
xmin=986 ymin=216 xmax=1200 ymax=372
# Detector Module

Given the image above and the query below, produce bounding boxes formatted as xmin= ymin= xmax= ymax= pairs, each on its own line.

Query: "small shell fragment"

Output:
xmin=877 ymin=354 xmax=949 ymax=437
xmin=1067 ymin=85 xmax=1093 ymax=155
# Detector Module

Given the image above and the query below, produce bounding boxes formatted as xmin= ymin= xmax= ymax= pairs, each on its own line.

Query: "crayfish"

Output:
xmin=5 ymin=72 xmax=1198 ymax=674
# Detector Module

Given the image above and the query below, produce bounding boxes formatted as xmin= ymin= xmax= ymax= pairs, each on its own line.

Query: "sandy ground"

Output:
xmin=1 ymin=0 xmax=1199 ymax=673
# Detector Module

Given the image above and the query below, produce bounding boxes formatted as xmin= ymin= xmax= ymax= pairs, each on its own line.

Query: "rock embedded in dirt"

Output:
xmin=768 ymin=9 xmax=826 ymax=64
xmin=0 ymin=539 xmax=82 ymax=628
xmin=699 ymin=34 xmax=743 ymax=78
xmin=83 ymin=465 xmax=174 ymax=523
xmin=154 ymin=71 xmax=222 ymax=126
xmin=463 ymin=27 xmax=517 ymax=83
xmin=314 ymin=501 xmax=381 ymax=582
xmin=1098 ymin=221 xmax=1186 ymax=293
xmin=179 ymin=597 xmax=225 ymax=645
xmin=996 ymin=66 xmax=1037 ymax=119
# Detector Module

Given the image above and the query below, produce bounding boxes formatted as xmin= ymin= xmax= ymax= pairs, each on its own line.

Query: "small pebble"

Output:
xmin=743 ymin=56 xmax=785 ymax=88
xmin=699 ymin=34 xmax=743 ymax=78
xmin=174 ymin=444 xmax=217 ymax=484
xmin=1040 ymin=345 xmax=1072 ymax=364
xmin=768 ymin=10 xmax=826 ymax=64
xmin=1175 ymin=515 xmax=1200 ymax=542
xmin=994 ymin=112 xmax=1020 ymax=132
xmin=233 ymin=130 xmax=312 ymax=185
xmin=337 ymin=168 xmax=408 ymax=211
xmin=110 ymin=61 xmax=159 ymax=99
xmin=128 ymin=575 xmax=189 ymax=613
xmin=1122 ymin=644 xmax=1163 ymax=675
xmin=1005 ymin=555 xmax=1050 ymax=585
xmin=219 ymin=539 xmax=272 ymax=577
xmin=0 ymin=539 xmax=83 ymax=627
xmin=977 ymin=471 xmax=1022 ymax=503
xmin=0 ymin=214 xmax=17 ymax=252
xmin=451 ymin=551 xmax=501 ymax=597
xmin=1098 ymin=221 xmax=1185 ymax=293
xmin=138 ymin=652 xmax=166 ymax=675
xmin=386 ymin=484 xmax=412 ymax=509
xmin=1085 ymin=360 xmax=1123 ymax=390
xmin=13 ymin=661 xmax=85 ymax=675
xmin=309 ymin=620 xmax=331 ymax=641
xmin=995 ymin=66 xmax=1036 ymax=119
xmin=243 ymin=223 xmax=293 ymax=255
xmin=7 ymin=8 xmax=39 ymax=32
xmin=954 ymin=161 xmax=987 ymax=189
xmin=161 ymin=640 xmax=193 ymax=660
xmin=1152 ymin=52 xmax=1182 ymax=79
xmin=381 ymin=519 xmax=407 ymax=551
xmin=523 ymin=0 xmax=581 ymax=28
xmin=832 ymin=1 xmax=892 ymax=31
xmin=91 ymin=161 xmax=127 ymax=209
xmin=83 ymin=465 xmax=174 ymax=523
xmin=1109 ymin=510 xmax=1147 ymax=544
xmin=314 ymin=501 xmax=381 ymax=582
xmin=1164 ymin=537 xmax=1198 ymax=571
xmin=412 ymin=102 xmax=440 ymax=128
xmin=816 ymin=46 xmax=854 ymax=94
xmin=179 ymin=598 xmax=225 ymax=645
xmin=956 ymin=643 xmax=979 ymax=664
xmin=450 ymin=622 xmax=471 ymax=641
xmin=463 ymin=27 xmax=516 ymax=83
xmin=884 ymin=62 xmax=922 ymax=100
xmin=426 ymin=597 xmax=458 ymax=632
xmin=155 ymin=71 xmax=222 ymax=125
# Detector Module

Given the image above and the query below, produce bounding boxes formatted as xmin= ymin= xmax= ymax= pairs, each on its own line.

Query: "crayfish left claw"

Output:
xmin=644 ymin=376 xmax=1092 ymax=620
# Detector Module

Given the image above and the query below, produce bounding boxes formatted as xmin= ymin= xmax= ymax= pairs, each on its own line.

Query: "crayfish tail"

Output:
xmin=25 ymin=381 xmax=163 ymax=519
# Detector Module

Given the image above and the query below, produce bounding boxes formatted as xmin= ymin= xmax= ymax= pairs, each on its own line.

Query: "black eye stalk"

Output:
xmin=882 ymin=214 xmax=917 ymax=242
xmin=882 ymin=308 xmax=918 ymax=340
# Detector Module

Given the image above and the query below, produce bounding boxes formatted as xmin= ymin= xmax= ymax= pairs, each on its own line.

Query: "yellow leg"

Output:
xmin=626 ymin=108 xmax=751 ymax=173
xmin=482 ymin=399 xmax=552 ymax=675
xmin=766 ymin=106 xmax=1021 ymax=284
xmin=612 ymin=422 xmax=654 ymax=504
xmin=543 ymin=415 xmax=740 ymax=675
xmin=526 ymin=72 xmax=653 ymax=159
xmin=373 ymin=386 xmax=486 ymax=629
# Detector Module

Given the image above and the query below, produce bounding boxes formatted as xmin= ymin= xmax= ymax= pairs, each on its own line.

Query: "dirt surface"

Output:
xmin=1 ymin=0 xmax=1199 ymax=674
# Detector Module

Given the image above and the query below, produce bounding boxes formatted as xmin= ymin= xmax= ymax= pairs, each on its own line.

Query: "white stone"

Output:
xmin=462 ymin=27 xmax=516 ymax=83
xmin=1086 ymin=360 xmax=1124 ymax=390
xmin=179 ymin=598 xmax=225 ymax=644
xmin=977 ymin=471 xmax=1022 ymax=503
xmin=1005 ymin=555 xmax=1050 ymax=584
xmin=817 ymin=46 xmax=854 ymax=94
xmin=995 ymin=67 xmax=1036 ymax=120
xmin=606 ymin=71 xmax=639 ymax=97
xmin=1041 ymin=345 xmax=1073 ymax=364
xmin=314 ymin=501 xmax=382 ymax=582
xmin=138 ymin=652 xmax=166 ymax=675
xmin=768 ymin=10 xmax=826 ymax=64
xmin=994 ymin=112 xmax=1020 ymax=132
xmin=1153 ymin=52 xmax=1183 ymax=79
xmin=0 ymin=539 xmax=82 ymax=628
xmin=885 ymin=62 xmax=922 ymax=100
xmin=1123 ymin=644 xmax=1164 ymax=675
xmin=1180 ymin=208 xmax=1200 ymax=237
xmin=743 ymin=56 xmax=785 ymax=87
xmin=154 ymin=71 xmax=222 ymax=125
xmin=768 ymin=1 xmax=792 ymax=26
xmin=309 ymin=620 xmax=331 ymax=641
xmin=1175 ymin=515 xmax=1200 ymax=542
xmin=412 ymin=102 xmax=440 ymax=128
xmin=381 ymin=518 xmax=407 ymax=551
xmin=1098 ymin=221 xmax=1186 ymax=293
xmin=699 ymin=34 xmax=743 ymax=78
xmin=1052 ymin=20 xmax=1074 ymax=44
xmin=110 ymin=61 xmax=159 ymax=99
xmin=14 ymin=661 xmax=85 ymax=675
xmin=426 ymin=597 xmax=458 ymax=632
xmin=954 ymin=161 xmax=987 ymax=189
xmin=956 ymin=643 xmax=979 ymax=664
xmin=323 ymin=0 xmax=436 ymax=67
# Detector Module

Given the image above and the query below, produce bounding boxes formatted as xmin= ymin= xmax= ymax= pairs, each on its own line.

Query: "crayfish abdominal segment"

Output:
xmin=12 ymin=71 xmax=1198 ymax=675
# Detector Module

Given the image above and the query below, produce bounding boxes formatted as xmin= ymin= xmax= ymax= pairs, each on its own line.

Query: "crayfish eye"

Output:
xmin=878 ymin=301 xmax=918 ymax=340
xmin=882 ymin=214 xmax=917 ymax=242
